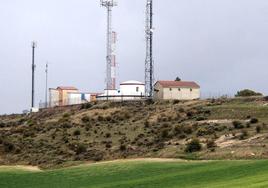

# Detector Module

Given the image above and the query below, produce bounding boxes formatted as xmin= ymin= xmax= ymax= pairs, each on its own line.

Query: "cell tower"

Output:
xmin=31 ymin=41 xmax=37 ymax=108
xmin=101 ymin=0 xmax=117 ymax=91
xmin=145 ymin=0 xmax=154 ymax=98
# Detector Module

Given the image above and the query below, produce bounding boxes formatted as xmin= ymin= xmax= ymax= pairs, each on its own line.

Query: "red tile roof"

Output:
xmin=57 ymin=86 xmax=78 ymax=90
xmin=156 ymin=81 xmax=200 ymax=88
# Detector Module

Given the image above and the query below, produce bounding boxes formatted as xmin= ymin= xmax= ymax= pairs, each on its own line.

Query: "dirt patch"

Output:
xmin=0 ymin=165 xmax=41 ymax=172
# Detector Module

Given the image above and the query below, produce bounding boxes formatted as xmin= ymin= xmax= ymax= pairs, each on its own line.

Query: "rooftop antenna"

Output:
xmin=145 ymin=0 xmax=154 ymax=98
xmin=31 ymin=41 xmax=37 ymax=108
xmin=45 ymin=62 xmax=48 ymax=108
xmin=100 ymin=0 xmax=118 ymax=92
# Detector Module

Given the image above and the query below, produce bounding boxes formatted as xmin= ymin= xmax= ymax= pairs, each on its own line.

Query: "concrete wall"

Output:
xmin=49 ymin=89 xmax=60 ymax=107
xmin=119 ymin=84 xmax=145 ymax=96
xmin=60 ymin=89 xmax=79 ymax=106
xmin=154 ymin=84 xmax=200 ymax=100
xmin=163 ymin=87 xmax=200 ymax=100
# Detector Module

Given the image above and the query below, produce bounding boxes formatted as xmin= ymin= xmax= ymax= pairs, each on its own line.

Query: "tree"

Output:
xmin=235 ymin=89 xmax=263 ymax=97
xmin=175 ymin=77 xmax=181 ymax=81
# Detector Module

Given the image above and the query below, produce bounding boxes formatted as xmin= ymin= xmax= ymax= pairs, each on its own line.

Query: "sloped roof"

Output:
xmin=156 ymin=81 xmax=200 ymax=88
xmin=57 ymin=86 xmax=78 ymax=90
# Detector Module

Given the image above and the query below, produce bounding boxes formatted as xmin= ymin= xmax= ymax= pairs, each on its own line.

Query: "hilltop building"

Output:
xmin=154 ymin=80 xmax=200 ymax=100
xmin=48 ymin=86 xmax=92 ymax=107
xmin=98 ymin=80 xmax=145 ymax=101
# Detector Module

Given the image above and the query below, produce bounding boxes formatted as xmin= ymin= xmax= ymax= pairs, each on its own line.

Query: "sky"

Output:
xmin=0 ymin=0 xmax=268 ymax=114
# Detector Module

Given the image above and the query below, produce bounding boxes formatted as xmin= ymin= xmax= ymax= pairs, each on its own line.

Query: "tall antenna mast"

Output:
xmin=31 ymin=41 xmax=37 ymax=108
xmin=45 ymin=63 xmax=48 ymax=108
xmin=145 ymin=0 xmax=154 ymax=98
xmin=101 ymin=0 xmax=117 ymax=91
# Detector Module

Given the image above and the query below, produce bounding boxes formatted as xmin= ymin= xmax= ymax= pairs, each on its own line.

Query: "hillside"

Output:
xmin=1 ymin=160 xmax=268 ymax=188
xmin=0 ymin=97 xmax=268 ymax=168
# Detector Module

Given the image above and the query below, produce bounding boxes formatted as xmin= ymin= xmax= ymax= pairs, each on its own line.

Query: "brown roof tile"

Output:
xmin=57 ymin=86 xmax=78 ymax=90
xmin=156 ymin=81 xmax=200 ymax=88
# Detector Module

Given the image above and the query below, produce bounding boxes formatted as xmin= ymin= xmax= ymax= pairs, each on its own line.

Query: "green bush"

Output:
xmin=235 ymin=89 xmax=263 ymax=97
xmin=63 ymin=113 xmax=70 ymax=118
xmin=120 ymin=144 xmax=126 ymax=151
xmin=239 ymin=130 xmax=248 ymax=140
xmin=81 ymin=103 xmax=93 ymax=110
xmin=81 ymin=116 xmax=90 ymax=123
xmin=161 ymin=129 xmax=169 ymax=139
xmin=206 ymin=140 xmax=216 ymax=149
xmin=185 ymin=138 xmax=202 ymax=153
xmin=73 ymin=129 xmax=81 ymax=136
xmin=183 ymin=126 xmax=193 ymax=135
xmin=233 ymin=121 xmax=244 ymax=129
xmin=3 ymin=141 xmax=15 ymax=153
xmin=76 ymin=144 xmax=87 ymax=154
xmin=250 ymin=118 xmax=259 ymax=124
xmin=256 ymin=125 xmax=262 ymax=133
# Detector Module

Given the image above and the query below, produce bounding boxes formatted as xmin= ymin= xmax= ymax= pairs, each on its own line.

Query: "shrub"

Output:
xmin=3 ymin=141 xmax=15 ymax=153
xmin=174 ymin=125 xmax=182 ymax=135
xmin=144 ymin=120 xmax=150 ymax=128
xmin=256 ymin=125 xmax=262 ymax=133
xmin=81 ymin=103 xmax=92 ymax=110
xmin=183 ymin=126 xmax=193 ymax=135
xmin=73 ymin=129 xmax=81 ymax=136
xmin=63 ymin=113 xmax=70 ymax=118
xmin=106 ymin=143 xmax=112 ymax=149
xmin=206 ymin=140 xmax=217 ymax=149
xmin=250 ymin=118 xmax=259 ymax=124
xmin=232 ymin=121 xmax=244 ymax=129
xmin=76 ymin=144 xmax=87 ymax=154
xmin=264 ymin=96 xmax=268 ymax=101
xmin=81 ymin=116 xmax=90 ymax=123
xmin=196 ymin=117 xmax=206 ymax=121
xmin=97 ymin=116 xmax=105 ymax=121
xmin=120 ymin=144 xmax=126 ymax=151
xmin=239 ymin=130 xmax=248 ymax=140
xmin=0 ymin=122 xmax=5 ymax=128
xmin=105 ymin=133 xmax=111 ymax=138
xmin=173 ymin=100 xmax=180 ymax=104
xmin=187 ymin=112 xmax=193 ymax=117
xmin=235 ymin=89 xmax=263 ymax=97
xmin=161 ymin=129 xmax=169 ymax=139
xmin=197 ymin=126 xmax=215 ymax=136
xmin=185 ymin=138 xmax=202 ymax=153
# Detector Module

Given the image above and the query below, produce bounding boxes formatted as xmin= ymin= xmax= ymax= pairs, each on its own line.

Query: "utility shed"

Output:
xmin=154 ymin=80 xmax=200 ymax=100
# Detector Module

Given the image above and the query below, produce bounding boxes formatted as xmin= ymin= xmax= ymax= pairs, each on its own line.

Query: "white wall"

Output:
xmin=119 ymin=84 xmax=145 ymax=96
xmin=49 ymin=89 xmax=59 ymax=107
xmin=163 ymin=87 xmax=200 ymax=100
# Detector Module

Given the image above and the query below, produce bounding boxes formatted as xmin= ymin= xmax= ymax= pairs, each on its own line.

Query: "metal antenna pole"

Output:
xmin=31 ymin=42 xmax=37 ymax=108
xmin=101 ymin=0 xmax=117 ymax=94
xmin=145 ymin=0 xmax=154 ymax=98
xmin=45 ymin=63 xmax=48 ymax=108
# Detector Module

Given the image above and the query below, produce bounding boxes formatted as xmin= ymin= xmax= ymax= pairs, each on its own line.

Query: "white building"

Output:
xmin=98 ymin=80 xmax=145 ymax=101
xmin=48 ymin=86 xmax=91 ymax=107
xmin=154 ymin=80 xmax=200 ymax=100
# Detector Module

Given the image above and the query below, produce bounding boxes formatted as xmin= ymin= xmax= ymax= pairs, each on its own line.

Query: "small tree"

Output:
xmin=185 ymin=138 xmax=202 ymax=153
xmin=235 ymin=89 xmax=263 ymax=97
xmin=175 ymin=77 xmax=181 ymax=81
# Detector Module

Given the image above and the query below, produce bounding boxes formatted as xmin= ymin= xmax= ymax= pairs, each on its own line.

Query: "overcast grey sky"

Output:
xmin=0 ymin=0 xmax=268 ymax=114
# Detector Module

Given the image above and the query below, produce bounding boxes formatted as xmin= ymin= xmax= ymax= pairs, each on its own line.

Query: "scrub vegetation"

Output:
xmin=0 ymin=97 xmax=268 ymax=168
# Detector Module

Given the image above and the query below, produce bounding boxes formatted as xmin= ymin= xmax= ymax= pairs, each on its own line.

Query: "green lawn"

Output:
xmin=1 ymin=160 xmax=268 ymax=188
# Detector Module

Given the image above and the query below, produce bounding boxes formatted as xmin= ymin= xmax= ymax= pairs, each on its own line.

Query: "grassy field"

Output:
xmin=1 ymin=160 xmax=268 ymax=188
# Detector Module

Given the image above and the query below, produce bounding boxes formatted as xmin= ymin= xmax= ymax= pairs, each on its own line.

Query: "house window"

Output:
xmin=178 ymin=88 xmax=181 ymax=91
xmin=170 ymin=88 xmax=172 ymax=91
xmin=136 ymin=87 xmax=139 ymax=92
xmin=190 ymin=88 xmax=193 ymax=92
